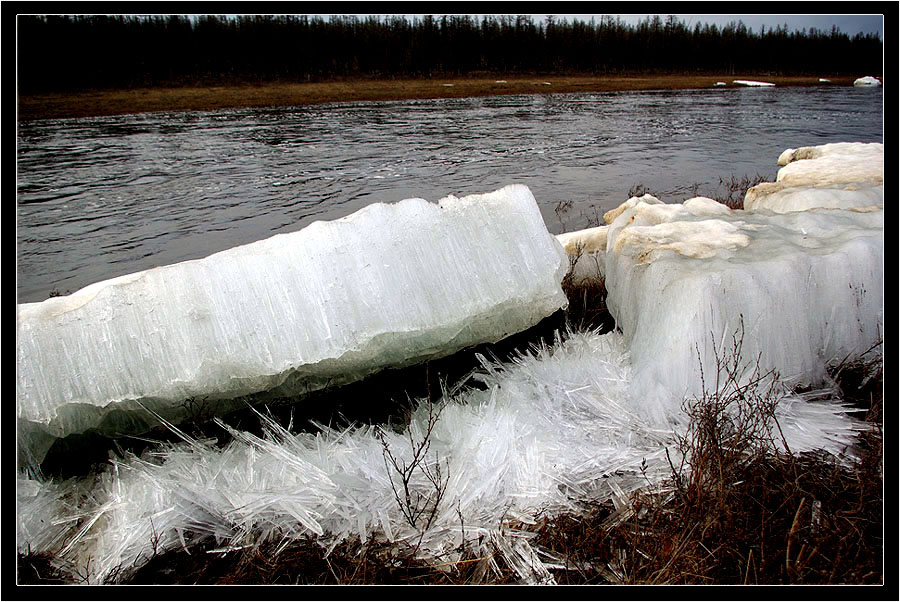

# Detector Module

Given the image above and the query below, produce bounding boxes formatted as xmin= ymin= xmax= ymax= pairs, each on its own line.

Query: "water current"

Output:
xmin=17 ymin=85 xmax=882 ymax=303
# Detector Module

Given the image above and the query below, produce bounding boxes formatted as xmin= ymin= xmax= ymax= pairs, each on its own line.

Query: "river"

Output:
xmin=16 ymin=85 xmax=882 ymax=303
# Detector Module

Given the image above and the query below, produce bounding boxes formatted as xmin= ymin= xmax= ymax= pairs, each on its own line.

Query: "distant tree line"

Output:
xmin=17 ymin=14 xmax=883 ymax=93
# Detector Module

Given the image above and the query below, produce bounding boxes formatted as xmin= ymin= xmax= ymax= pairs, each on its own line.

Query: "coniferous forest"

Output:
xmin=17 ymin=14 xmax=883 ymax=94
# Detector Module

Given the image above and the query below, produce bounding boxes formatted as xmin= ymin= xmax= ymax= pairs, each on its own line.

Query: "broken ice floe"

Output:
xmin=17 ymin=184 xmax=569 ymax=467
xmin=556 ymin=142 xmax=882 ymax=411
xmin=603 ymin=195 xmax=882 ymax=412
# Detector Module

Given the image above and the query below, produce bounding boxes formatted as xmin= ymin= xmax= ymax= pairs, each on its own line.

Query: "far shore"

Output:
xmin=17 ymin=74 xmax=859 ymax=121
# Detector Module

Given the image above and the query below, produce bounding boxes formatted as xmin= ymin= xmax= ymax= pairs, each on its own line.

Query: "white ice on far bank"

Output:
xmin=733 ymin=79 xmax=775 ymax=87
xmin=853 ymin=76 xmax=882 ymax=86
xmin=17 ymin=184 xmax=568 ymax=467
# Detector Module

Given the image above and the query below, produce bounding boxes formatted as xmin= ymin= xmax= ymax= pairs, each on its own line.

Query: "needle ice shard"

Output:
xmin=17 ymin=184 xmax=569 ymax=463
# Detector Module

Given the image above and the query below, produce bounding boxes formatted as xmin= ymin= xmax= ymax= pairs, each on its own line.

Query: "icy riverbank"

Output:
xmin=16 ymin=143 xmax=882 ymax=584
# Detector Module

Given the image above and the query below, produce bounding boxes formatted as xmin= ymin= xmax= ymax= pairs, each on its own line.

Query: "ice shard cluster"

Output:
xmin=17 ymin=328 xmax=863 ymax=584
xmin=16 ymin=184 xmax=569 ymax=465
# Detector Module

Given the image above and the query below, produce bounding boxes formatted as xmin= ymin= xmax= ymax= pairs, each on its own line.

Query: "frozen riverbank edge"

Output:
xmin=16 ymin=142 xmax=883 ymax=585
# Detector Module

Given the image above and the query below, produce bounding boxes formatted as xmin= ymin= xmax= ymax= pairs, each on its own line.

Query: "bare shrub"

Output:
xmin=710 ymin=173 xmax=773 ymax=209
xmin=376 ymin=366 xmax=450 ymax=534
xmin=560 ymin=242 xmax=614 ymax=333
xmin=671 ymin=319 xmax=783 ymax=503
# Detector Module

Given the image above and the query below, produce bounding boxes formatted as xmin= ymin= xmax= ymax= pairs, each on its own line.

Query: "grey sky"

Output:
xmin=358 ymin=13 xmax=884 ymax=39
xmin=216 ymin=13 xmax=884 ymax=39
xmin=593 ymin=14 xmax=884 ymax=38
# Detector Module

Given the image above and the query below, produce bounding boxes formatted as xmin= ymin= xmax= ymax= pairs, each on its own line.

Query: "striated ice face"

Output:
xmin=16 ymin=184 xmax=569 ymax=462
xmin=553 ymin=142 xmax=884 ymax=414
xmin=603 ymin=196 xmax=882 ymax=414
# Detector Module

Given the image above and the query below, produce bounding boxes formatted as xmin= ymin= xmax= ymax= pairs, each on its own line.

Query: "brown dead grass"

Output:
xmin=533 ymin=356 xmax=884 ymax=586
xmin=121 ymin=535 xmax=520 ymax=585
xmin=17 ymin=74 xmax=857 ymax=121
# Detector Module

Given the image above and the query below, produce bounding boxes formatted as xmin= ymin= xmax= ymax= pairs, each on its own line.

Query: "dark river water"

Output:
xmin=16 ymin=86 xmax=882 ymax=303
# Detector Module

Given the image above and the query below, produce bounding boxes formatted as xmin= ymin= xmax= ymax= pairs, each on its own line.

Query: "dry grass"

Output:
xmin=560 ymin=254 xmax=615 ymax=333
xmin=17 ymin=74 xmax=857 ymax=121
xmin=122 ymin=535 xmax=520 ymax=585
xmin=532 ymin=352 xmax=883 ymax=586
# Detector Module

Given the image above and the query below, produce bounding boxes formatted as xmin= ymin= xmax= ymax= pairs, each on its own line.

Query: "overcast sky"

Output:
xmin=356 ymin=13 xmax=884 ymax=38
xmin=210 ymin=12 xmax=883 ymax=38
xmin=574 ymin=14 xmax=884 ymax=37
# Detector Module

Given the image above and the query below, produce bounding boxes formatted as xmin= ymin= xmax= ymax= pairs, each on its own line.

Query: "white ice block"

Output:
xmin=17 ymin=184 xmax=569 ymax=454
xmin=853 ymin=76 xmax=881 ymax=86
xmin=743 ymin=182 xmax=884 ymax=213
xmin=604 ymin=197 xmax=883 ymax=412
xmin=774 ymin=142 xmax=883 ymax=187
xmin=747 ymin=143 xmax=883 ymax=213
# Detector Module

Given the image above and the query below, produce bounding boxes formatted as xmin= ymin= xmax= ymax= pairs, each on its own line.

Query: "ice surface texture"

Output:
xmin=17 ymin=184 xmax=568 ymax=457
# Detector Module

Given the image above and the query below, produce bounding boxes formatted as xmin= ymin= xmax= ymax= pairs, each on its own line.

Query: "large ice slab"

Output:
xmin=604 ymin=196 xmax=883 ymax=411
xmin=17 ymin=184 xmax=569 ymax=462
